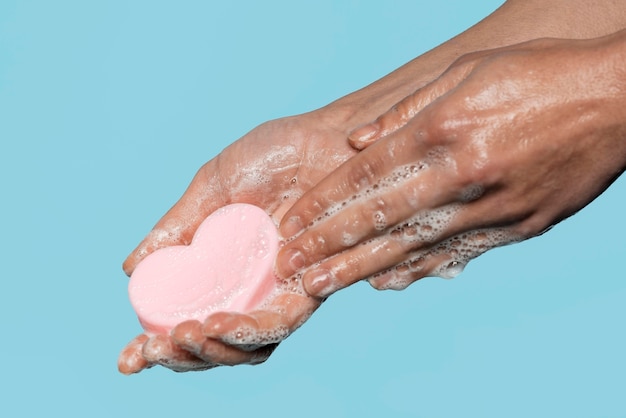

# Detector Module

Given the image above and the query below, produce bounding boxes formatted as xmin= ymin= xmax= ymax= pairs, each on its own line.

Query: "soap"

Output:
xmin=128 ymin=203 xmax=279 ymax=334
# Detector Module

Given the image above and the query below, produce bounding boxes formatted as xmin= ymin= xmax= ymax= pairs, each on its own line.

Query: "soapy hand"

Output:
xmin=119 ymin=113 xmax=358 ymax=374
xmin=277 ymin=34 xmax=626 ymax=297
xmin=118 ymin=293 xmax=318 ymax=373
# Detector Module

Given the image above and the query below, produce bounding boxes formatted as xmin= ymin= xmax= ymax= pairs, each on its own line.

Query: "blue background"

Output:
xmin=1 ymin=1 xmax=624 ymax=417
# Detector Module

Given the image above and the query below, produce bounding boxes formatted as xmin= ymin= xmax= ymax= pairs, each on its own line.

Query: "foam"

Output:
xmin=280 ymin=160 xmax=522 ymax=291
xmin=295 ymin=163 xmax=431 ymax=233
xmin=389 ymin=203 xmax=461 ymax=244
xmin=368 ymin=227 xmax=521 ymax=290
xmin=219 ymin=325 xmax=291 ymax=348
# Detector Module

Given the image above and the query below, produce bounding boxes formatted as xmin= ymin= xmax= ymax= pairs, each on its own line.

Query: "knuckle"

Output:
xmin=344 ymin=153 xmax=388 ymax=193
xmin=388 ymin=97 xmax=413 ymax=120
xmin=357 ymin=196 xmax=394 ymax=233
xmin=455 ymin=162 xmax=490 ymax=194
xmin=424 ymin=108 xmax=459 ymax=145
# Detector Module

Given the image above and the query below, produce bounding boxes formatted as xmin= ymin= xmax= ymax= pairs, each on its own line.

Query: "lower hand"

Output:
xmin=119 ymin=112 xmax=358 ymax=374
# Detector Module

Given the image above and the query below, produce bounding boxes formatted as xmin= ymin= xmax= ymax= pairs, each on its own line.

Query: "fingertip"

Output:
xmin=118 ymin=356 xmax=151 ymax=375
xmin=302 ymin=269 xmax=335 ymax=299
xmin=122 ymin=241 xmax=149 ymax=276
xmin=347 ymin=123 xmax=379 ymax=149
xmin=118 ymin=334 xmax=151 ymax=375
xmin=348 ymin=137 xmax=369 ymax=151
xmin=275 ymin=247 xmax=305 ymax=280
xmin=201 ymin=312 xmax=240 ymax=337
xmin=122 ymin=256 xmax=136 ymax=277
xmin=171 ymin=320 xmax=204 ymax=353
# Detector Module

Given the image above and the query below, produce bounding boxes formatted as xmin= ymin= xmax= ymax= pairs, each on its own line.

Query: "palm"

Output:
xmin=217 ymin=114 xmax=358 ymax=210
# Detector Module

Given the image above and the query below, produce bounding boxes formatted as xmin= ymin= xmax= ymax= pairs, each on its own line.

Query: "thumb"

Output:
xmin=122 ymin=157 xmax=230 ymax=276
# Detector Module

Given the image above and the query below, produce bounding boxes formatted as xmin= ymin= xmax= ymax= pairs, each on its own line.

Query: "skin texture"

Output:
xmin=119 ymin=0 xmax=626 ymax=373
xmin=277 ymin=32 xmax=626 ymax=297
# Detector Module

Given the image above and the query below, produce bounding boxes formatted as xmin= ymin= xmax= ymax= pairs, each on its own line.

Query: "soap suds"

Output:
xmin=220 ymin=325 xmax=291 ymax=347
xmin=368 ymin=227 xmax=521 ymax=290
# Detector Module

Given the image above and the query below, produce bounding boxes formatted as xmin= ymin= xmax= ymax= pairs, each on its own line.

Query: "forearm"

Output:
xmin=326 ymin=0 xmax=626 ymax=128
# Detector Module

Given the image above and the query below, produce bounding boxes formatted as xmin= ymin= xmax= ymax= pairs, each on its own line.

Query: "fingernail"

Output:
xmin=303 ymin=269 xmax=333 ymax=298
xmin=348 ymin=122 xmax=379 ymax=143
xmin=277 ymin=248 xmax=306 ymax=278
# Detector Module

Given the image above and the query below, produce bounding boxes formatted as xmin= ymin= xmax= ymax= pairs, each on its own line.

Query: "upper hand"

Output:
xmin=276 ymin=33 xmax=626 ymax=297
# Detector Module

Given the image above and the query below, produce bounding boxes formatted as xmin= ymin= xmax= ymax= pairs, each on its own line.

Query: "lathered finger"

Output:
xmin=348 ymin=74 xmax=463 ymax=150
xmin=201 ymin=293 xmax=320 ymax=347
xmin=279 ymin=133 xmax=427 ymax=241
xmin=118 ymin=334 xmax=151 ymax=375
xmin=194 ymin=338 xmax=277 ymax=367
xmin=300 ymin=196 xmax=523 ymax=298
xmin=173 ymin=319 xmax=277 ymax=365
xmin=367 ymin=252 xmax=460 ymax=291
xmin=298 ymin=204 xmax=464 ymax=298
xmin=142 ymin=334 xmax=215 ymax=373
xmin=369 ymin=226 xmax=521 ymax=291
xmin=278 ymin=160 xmax=467 ymax=279
xmin=171 ymin=320 xmax=207 ymax=354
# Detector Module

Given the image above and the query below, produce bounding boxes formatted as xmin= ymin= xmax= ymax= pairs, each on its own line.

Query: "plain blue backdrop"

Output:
xmin=1 ymin=1 xmax=625 ymax=417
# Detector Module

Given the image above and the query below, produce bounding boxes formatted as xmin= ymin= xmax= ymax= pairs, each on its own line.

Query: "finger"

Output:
xmin=280 ymin=106 xmax=458 ymax=243
xmin=369 ymin=225 xmax=522 ymax=290
xmin=279 ymin=134 xmax=419 ymax=251
xmin=299 ymin=195 xmax=524 ymax=298
xmin=171 ymin=293 xmax=317 ymax=352
xmin=123 ymin=157 xmax=231 ymax=276
xmin=277 ymin=145 xmax=466 ymax=279
xmin=167 ymin=292 xmax=319 ymax=367
xmin=367 ymin=250 xmax=457 ymax=291
xmin=202 ymin=293 xmax=320 ymax=346
xmin=348 ymin=59 xmax=475 ymax=150
xmin=170 ymin=320 xmax=277 ymax=366
xmin=199 ymin=338 xmax=278 ymax=366
xmin=298 ymin=203 xmax=463 ymax=298
xmin=142 ymin=334 xmax=216 ymax=372
xmin=118 ymin=334 xmax=151 ymax=375
xmin=170 ymin=320 xmax=206 ymax=353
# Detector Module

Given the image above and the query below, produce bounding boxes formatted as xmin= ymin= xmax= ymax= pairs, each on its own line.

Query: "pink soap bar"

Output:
xmin=128 ymin=203 xmax=279 ymax=334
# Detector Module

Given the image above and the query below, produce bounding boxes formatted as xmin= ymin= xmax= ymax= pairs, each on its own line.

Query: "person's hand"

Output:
xmin=276 ymin=33 xmax=626 ymax=298
xmin=119 ymin=112 xmax=359 ymax=374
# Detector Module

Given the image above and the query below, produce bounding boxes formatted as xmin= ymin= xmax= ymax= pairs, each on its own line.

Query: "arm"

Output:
xmin=331 ymin=0 xmax=626 ymax=130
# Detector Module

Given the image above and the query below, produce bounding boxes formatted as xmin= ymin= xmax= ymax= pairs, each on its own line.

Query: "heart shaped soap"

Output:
xmin=128 ymin=203 xmax=279 ymax=334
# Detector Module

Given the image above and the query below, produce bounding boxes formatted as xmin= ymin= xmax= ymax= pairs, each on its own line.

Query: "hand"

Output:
xmin=119 ymin=112 xmax=359 ymax=374
xmin=276 ymin=33 xmax=626 ymax=298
